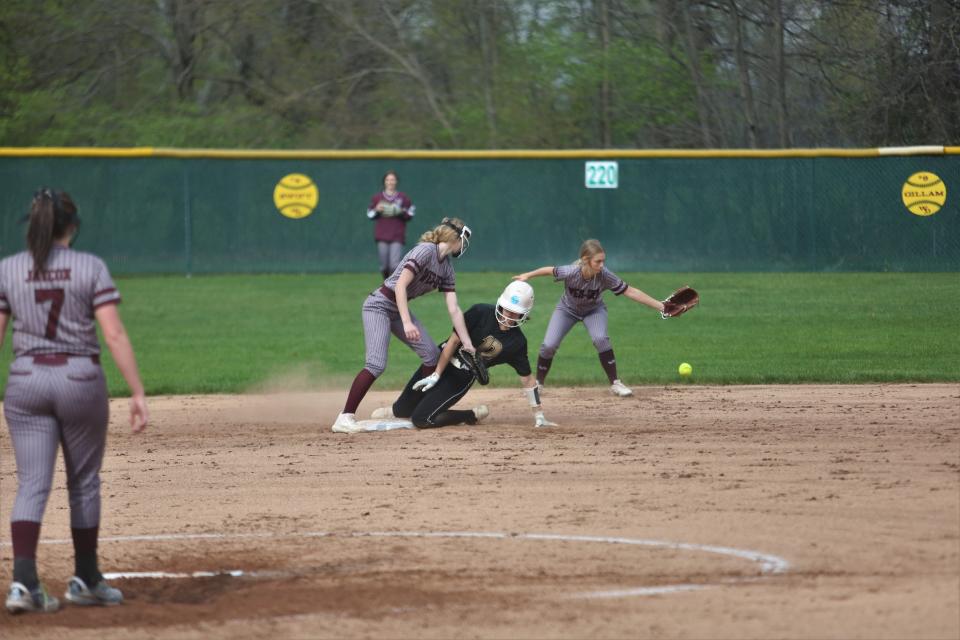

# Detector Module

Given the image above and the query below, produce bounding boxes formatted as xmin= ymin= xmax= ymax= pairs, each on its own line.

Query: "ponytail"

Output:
xmin=419 ymin=229 xmax=442 ymax=243
xmin=419 ymin=217 xmax=466 ymax=245
xmin=26 ymin=188 xmax=79 ymax=271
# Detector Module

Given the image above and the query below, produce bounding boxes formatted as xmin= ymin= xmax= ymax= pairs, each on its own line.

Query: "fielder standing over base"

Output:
xmin=333 ymin=217 xmax=476 ymax=434
xmin=368 ymin=170 xmax=415 ymax=279
xmin=514 ymin=239 xmax=666 ymax=397
xmin=2 ymin=189 xmax=149 ymax=614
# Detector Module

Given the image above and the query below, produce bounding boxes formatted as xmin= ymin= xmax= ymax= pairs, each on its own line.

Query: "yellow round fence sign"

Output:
xmin=901 ymin=172 xmax=946 ymax=217
xmin=273 ymin=173 xmax=318 ymax=219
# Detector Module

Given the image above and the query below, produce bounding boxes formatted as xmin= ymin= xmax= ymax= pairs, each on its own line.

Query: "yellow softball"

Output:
xmin=678 ymin=362 xmax=692 ymax=377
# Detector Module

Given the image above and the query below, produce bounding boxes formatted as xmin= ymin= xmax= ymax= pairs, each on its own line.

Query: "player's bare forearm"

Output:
xmin=396 ymin=289 xmax=412 ymax=324
xmin=108 ymin=335 xmax=145 ymax=396
xmin=395 ymin=269 xmax=415 ymax=324
xmin=444 ymin=292 xmax=474 ymax=352
xmin=434 ymin=333 xmax=461 ymax=377
xmin=0 ymin=312 xmax=8 ymax=349
xmin=451 ymin=310 xmax=474 ymax=352
xmin=100 ymin=332 xmax=145 ymax=395
xmin=100 ymin=322 xmax=149 ymax=433
xmin=95 ymin=305 xmax=145 ymax=396
xmin=513 ymin=266 xmax=553 ymax=281
xmin=624 ymin=286 xmax=666 ymax=312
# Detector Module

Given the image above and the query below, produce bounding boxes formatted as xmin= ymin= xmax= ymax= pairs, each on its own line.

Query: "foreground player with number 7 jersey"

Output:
xmin=0 ymin=189 xmax=149 ymax=615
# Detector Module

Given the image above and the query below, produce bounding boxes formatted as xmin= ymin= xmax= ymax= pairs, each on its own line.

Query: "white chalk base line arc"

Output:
xmin=105 ymin=570 xmax=246 ymax=580
xmin=5 ymin=530 xmax=790 ymax=600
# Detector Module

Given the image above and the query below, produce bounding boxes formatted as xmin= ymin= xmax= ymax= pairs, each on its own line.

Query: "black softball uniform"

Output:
xmin=392 ymin=303 xmax=531 ymax=427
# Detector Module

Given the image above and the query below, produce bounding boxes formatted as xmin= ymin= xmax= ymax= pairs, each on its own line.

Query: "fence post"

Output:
xmin=808 ymin=158 xmax=817 ymax=269
xmin=183 ymin=164 xmax=193 ymax=277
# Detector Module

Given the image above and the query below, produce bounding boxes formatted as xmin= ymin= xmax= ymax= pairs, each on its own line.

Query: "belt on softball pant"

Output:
xmin=377 ymin=285 xmax=396 ymax=302
xmin=29 ymin=353 xmax=100 ymax=366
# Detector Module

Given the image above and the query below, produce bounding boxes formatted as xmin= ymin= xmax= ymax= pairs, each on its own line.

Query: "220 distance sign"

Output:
xmin=585 ymin=161 xmax=618 ymax=189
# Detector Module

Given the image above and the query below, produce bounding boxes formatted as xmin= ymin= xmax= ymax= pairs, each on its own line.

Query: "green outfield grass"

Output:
xmin=1 ymin=272 xmax=957 ymax=396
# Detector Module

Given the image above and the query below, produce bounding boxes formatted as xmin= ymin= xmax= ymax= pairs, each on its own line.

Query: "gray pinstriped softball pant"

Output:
xmin=377 ymin=242 xmax=405 ymax=276
xmin=4 ymin=356 xmax=109 ymax=527
xmin=362 ymin=291 xmax=440 ymax=377
xmin=538 ymin=303 xmax=613 ymax=359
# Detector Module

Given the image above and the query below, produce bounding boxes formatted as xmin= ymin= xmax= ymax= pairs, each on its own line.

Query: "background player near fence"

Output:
xmin=514 ymin=238 xmax=666 ymax=397
xmin=332 ymin=217 xmax=476 ymax=434
xmin=371 ymin=281 xmax=557 ymax=429
xmin=1 ymin=189 xmax=149 ymax=614
xmin=368 ymin=170 xmax=415 ymax=279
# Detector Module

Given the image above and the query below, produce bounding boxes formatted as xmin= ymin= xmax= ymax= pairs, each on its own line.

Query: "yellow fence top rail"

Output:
xmin=0 ymin=146 xmax=954 ymax=159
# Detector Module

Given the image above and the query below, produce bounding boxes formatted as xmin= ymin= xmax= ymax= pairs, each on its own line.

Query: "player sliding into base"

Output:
xmin=332 ymin=217 xmax=476 ymax=434
xmin=514 ymin=238 xmax=668 ymax=397
xmin=369 ymin=281 xmax=557 ymax=429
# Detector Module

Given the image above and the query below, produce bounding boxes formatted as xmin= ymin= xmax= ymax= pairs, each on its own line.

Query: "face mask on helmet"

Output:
xmin=496 ymin=281 xmax=534 ymax=328
xmin=443 ymin=220 xmax=472 ymax=258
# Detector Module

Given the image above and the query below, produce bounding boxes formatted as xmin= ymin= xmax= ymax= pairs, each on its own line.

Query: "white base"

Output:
xmin=356 ymin=418 xmax=415 ymax=432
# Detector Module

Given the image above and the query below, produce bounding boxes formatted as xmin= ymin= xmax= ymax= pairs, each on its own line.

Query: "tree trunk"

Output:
xmin=925 ymin=0 xmax=958 ymax=140
xmin=599 ymin=0 xmax=612 ymax=148
xmin=159 ymin=0 xmax=201 ymax=100
xmin=770 ymin=0 xmax=791 ymax=147
xmin=652 ymin=0 xmax=679 ymax=51
xmin=680 ymin=0 xmax=715 ymax=147
xmin=479 ymin=2 xmax=498 ymax=148
xmin=728 ymin=0 xmax=759 ymax=147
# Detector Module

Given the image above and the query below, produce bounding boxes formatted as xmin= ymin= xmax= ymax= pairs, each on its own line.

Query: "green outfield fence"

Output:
xmin=0 ymin=146 xmax=957 ymax=273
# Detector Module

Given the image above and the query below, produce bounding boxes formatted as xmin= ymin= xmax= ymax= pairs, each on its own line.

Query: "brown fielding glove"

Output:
xmin=458 ymin=348 xmax=490 ymax=385
xmin=661 ymin=286 xmax=699 ymax=319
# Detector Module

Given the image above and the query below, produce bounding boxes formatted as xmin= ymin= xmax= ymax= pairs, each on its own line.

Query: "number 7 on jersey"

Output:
xmin=36 ymin=288 xmax=65 ymax=339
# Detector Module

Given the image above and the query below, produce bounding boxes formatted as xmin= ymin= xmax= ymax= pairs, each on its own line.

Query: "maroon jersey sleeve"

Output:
xmin=92 ymin=259 xmax=121 ymax=309
xmin=439 ymin=266 xmax=455 ymax=293
xmin=400 ymin=243 xmax=433 ymax=277
xmin=399 ymin=192 xmax=414 ymax=221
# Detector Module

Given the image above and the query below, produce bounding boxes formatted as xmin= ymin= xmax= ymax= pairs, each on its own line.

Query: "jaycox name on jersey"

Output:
xmin=27 ymin=268 xmax=72 ymax=282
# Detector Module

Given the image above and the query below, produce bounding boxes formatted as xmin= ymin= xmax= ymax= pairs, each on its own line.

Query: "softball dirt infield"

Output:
xmin=2 ymin=384 xmax=958 ymax=639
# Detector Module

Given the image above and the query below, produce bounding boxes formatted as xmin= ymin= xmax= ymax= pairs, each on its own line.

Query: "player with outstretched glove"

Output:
xmin=514 ymin=239 xmax=699 ymax=400
xmin=371 ymin=281 xmax=558 ymax=429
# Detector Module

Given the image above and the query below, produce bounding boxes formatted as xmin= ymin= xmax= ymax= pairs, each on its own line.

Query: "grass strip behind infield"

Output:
xmin=0 ymin=272 xmax=956 ymax=396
